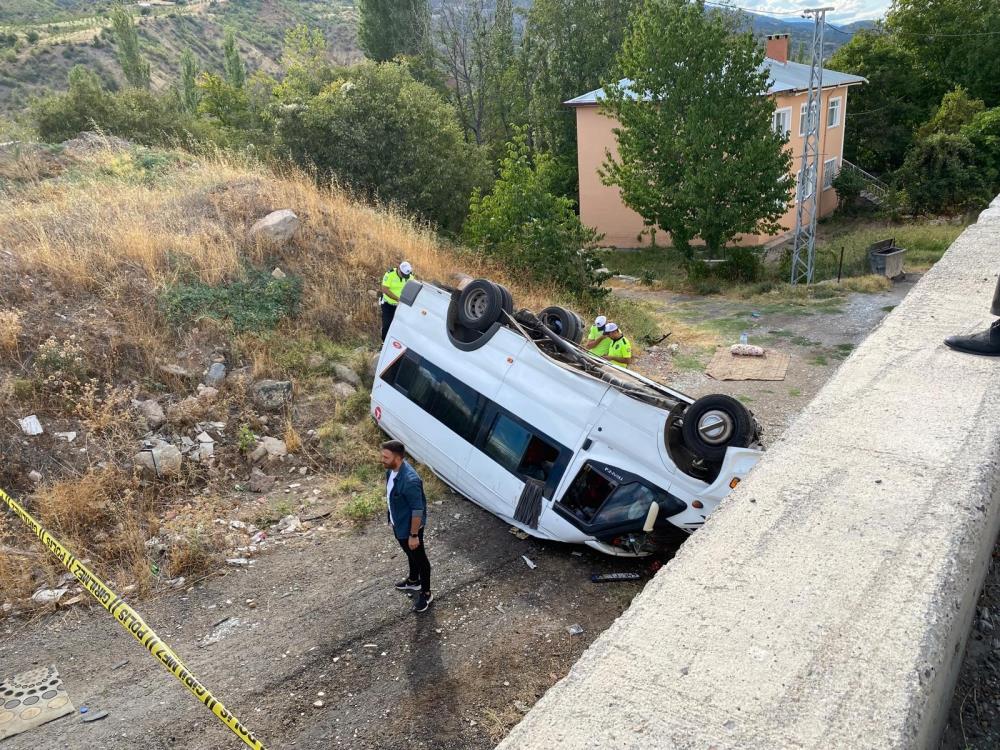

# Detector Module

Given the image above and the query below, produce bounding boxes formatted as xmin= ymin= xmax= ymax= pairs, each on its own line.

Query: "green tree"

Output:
xmin=465 ymin=133 xmax=604 ymax=293
xmin=31 ymin=65 xmax=206 ymax=145
xmin=435 ymin=0 xmax=526 ymax=149
xmin=180 ymin=49 xmax=200 ymax=113
xmin=521 ymin=0 xmax=634 ymax=195
xmin=916 ymin=86 xmax=985 ymax=139
xmin=828 ymin=28 xmax=938 ymax=174
xmin=110 ymin=3 xmax=150 ymax=89
xmin=601 ymin=0 xmax=791 ymax=257
xmin=275 ymin=61 xmax=488 ymax=232
xmin=223 ymin=29 xmax=246 ymax=89
xmin=32 ymin=66 xmax=119 ymax=141
xmin=887 ymin=0 xmax=1000 ymax=106
xmin=358 ymin=0 xmax=430 ymax=62
xmin=897 ymin=133 xmax=989 ymax=214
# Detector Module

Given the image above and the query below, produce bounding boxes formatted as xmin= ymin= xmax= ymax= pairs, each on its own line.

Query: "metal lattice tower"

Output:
xmin=790 ymin=7 xmax=832 ymax=285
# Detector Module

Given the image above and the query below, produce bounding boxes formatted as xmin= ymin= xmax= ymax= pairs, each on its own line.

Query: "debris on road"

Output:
xmin=509 ymin=526 xmax=529 ymax=540
xmin=522 ymin=555 xmax=537 ymax=570
xmin=81 ymin=710 xmax=108 ymax=723
xmin=591 ymin=572 xmax=643 ymax=583
xmin=567 ymin=624 xmax=584 ymax=636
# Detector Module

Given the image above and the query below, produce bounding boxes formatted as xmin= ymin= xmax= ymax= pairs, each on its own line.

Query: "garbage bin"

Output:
xmin=868 ymin=238 xmax=907 ymax=279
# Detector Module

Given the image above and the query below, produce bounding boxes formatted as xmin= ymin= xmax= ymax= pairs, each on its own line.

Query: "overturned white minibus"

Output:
xmin=371 ymin=278 xmax=762 ymax=557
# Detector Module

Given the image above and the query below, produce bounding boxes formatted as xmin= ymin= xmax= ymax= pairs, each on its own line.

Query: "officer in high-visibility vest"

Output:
xmin=380 ymin=261 xmax=414 ymax=341
xmin=585 ymin=315 xmax=612 ymax=357
xmin=602 ymin=323 xmax=633 ymax=369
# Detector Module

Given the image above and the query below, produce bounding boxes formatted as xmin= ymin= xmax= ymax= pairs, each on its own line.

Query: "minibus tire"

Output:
xmin=457 ymin=279 xmax=505 ymax=331
xmin=539 ymin=306 xmax=583 ymax=343
xmin=496 ymin=283 xmax=515 ymax=317
xmin=680 ymin=394 xmax=754 ymax=462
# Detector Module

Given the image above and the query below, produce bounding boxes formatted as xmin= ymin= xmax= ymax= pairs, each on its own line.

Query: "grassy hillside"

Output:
xmin=0 ymin=0 xmax=360 ymax=128
xmin=0 ymin=135 xmax=569 ymax=604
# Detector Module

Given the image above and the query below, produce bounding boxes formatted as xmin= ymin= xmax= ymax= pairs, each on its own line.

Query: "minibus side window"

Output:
xmin=484 ymin=414 xmax=561 ymax=484
xmin=384 ymin=353 xmax=480 ymax=441
xmin=560 ymin=464 xmax=615 ymax=523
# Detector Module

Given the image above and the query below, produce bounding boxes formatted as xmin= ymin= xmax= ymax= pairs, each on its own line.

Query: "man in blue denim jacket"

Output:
xmin=380 ymin=440 xmax=432 ymax=613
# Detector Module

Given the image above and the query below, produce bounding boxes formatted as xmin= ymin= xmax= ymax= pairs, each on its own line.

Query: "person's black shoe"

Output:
xmin=944 ymin=320 xmax=1000 ymax=356
xmin=413 ymin=592 xmax=433 ymax=613
xmin=395 ymin=579 xmax=420 ymax=592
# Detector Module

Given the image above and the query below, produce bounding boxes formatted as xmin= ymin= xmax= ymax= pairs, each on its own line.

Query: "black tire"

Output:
xmin=457 ymin=280 xmax=505 ymax=332
xmin=680 ymin=394 xmax=755 ymax=463
xmin=539 ymin=306 xmax=583 ymax=343
xmin=496 ymin=283 xmax=514 ymax=316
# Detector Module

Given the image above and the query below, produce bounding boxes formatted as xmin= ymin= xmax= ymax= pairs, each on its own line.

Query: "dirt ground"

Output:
xmin=2 ymin=277 xmax=996 ymax=749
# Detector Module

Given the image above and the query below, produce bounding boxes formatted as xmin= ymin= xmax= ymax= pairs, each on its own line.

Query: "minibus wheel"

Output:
xmin=539 ymin=306 xmax=583 ymax=343
xmin=680 ymin=394 xmax=755 ymax=462
xmin=496 ymin=283 xmax=515 ymax=316
xmin=457 ymin=279 xmax=506 ymax=331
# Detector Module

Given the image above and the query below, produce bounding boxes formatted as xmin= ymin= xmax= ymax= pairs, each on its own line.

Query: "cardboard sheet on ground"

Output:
xmin=0 ymin=666 xmax=75 ymax=740
xmin=705 ymin=349 xmax=790 ymax=381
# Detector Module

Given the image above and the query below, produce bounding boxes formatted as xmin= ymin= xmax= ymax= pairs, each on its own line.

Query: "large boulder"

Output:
xmin=250 ymin=209 xmax=300 ymax=243
xmin=252 ymin=380 xmax=293 ymax=411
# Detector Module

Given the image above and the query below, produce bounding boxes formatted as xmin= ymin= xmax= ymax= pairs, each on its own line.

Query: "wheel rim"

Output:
xmin=697 ymin=409 xmax=734 ymax=445
xmin=464 ymin=289 xmax=488 ymax=320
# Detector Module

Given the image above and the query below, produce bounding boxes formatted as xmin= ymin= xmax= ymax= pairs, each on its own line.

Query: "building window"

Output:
xmin=823 ymin=158 xmax=839 ymax=190
xmin=827 ymin=97 xmax=842 ymax=128
xmin=772 ymin=107 xmax=791 ymax=138
xmin=799 ymin=100 xmax=820 ymax=136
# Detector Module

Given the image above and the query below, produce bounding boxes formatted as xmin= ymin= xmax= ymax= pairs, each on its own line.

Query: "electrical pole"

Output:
xmin=790 ymin=7 xmax=832 ymax=286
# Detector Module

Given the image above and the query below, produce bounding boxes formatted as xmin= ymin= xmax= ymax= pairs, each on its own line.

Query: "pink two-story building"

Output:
xmin=566 ymin=34 xmax=866 ymax=248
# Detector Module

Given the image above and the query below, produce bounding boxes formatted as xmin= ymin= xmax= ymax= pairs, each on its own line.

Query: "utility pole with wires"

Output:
xmin=790 ymin=6 xmax=832 ymax=286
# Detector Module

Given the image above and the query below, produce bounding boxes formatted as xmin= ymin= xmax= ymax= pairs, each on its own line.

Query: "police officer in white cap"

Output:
xmin=585 ymin=315 xmax=612 ymax=357
xmin=380 ymin=261 xmax=414 ymax=341
xmin=602 ymin=323 xmax=633 ymax=369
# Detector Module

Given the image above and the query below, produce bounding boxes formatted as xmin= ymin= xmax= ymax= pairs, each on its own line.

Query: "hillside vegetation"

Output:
xmin=0 ymin=135 xmax=659 ymax=613
xmin=0 ymin=0 xmax=359 ymax=127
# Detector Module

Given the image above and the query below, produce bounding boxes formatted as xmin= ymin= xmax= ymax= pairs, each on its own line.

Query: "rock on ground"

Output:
xmin=204 ymin=362 xmax=227 ymax=387
xmin=331 ymin=382 xmax=357 ymax=400
xmin=333 ymin=364 xmax=361 ymax=387
xmin=250 ymin=210 xmax=300 ymax=243
xmin=133 ymin=441 xmax=183 ymax=478
xmin=252 ymin=380 xmax=293 ymax=411
xmin=133 ymin=399 xmax=166 ymax=430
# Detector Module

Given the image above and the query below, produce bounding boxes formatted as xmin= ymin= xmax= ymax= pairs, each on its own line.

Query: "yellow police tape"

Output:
xmin=0 ymin=486 xmax=267 ymax=750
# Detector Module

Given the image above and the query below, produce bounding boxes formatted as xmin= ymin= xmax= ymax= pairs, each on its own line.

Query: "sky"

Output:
xmin=738 ymin=1 xmax=892 ymax=25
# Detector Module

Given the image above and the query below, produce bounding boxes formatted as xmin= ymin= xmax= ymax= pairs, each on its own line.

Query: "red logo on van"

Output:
xmin=374 ymin=406 xmax=382 ymax=421
xmin=392 ymin=341 xmax=402 ymax=349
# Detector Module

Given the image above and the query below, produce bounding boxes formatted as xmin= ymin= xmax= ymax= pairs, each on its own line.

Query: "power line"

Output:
xmin=826 ymin=20 xmax=1000 ymax=39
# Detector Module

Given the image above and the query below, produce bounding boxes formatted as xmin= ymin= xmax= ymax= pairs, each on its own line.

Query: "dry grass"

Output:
xmin=0 ymin=147 xmax=553 ymax=347
xmin=0 ymin=468 xmax=153 ymax=601
xmin=0 ymin=309 xmax=21 ymax=353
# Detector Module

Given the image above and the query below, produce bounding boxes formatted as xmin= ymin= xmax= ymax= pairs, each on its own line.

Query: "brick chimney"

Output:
xmin=766 ymin=33 xmax=791 ymax=64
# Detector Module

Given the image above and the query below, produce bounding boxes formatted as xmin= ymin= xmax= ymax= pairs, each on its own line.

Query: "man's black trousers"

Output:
xmin=397 ymin=528 xmax=431 ymax=594
xmin=381 ymin=303 xmax=396 ymax=342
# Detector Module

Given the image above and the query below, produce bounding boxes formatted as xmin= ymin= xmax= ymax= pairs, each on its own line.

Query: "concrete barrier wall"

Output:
xmin=499 ymin=200 xmax=1000 ymax=750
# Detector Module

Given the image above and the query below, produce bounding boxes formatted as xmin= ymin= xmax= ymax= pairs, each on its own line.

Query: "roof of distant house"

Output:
xmin=564 ymin=58 xmax=866 ymax=106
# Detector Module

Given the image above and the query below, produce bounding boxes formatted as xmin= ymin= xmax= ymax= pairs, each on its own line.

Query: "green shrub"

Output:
xmin=159 ymin=269 xmax=303 ymax=333
xmin=465 ymin=133 xmax=605 ymax=295
xmin=31 ymin=65 xmax=214 ymax=146
xmin=276 ymin=60 xmax=488 ymax=233
xmin=831 ymin=167 xmax=866 ymax=209
xmin=897 ymin=133 xmax=988 ymax=214
xmin=342 ymin=487 xmax=382 ymax=526
xmin=687 ymin=247 xmax=761 ymax=284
